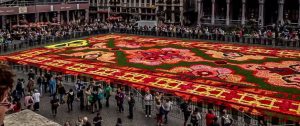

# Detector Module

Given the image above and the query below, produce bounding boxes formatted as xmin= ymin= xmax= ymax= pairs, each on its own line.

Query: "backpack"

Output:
xmin=28 ymin=98 xmax=33 ymax=104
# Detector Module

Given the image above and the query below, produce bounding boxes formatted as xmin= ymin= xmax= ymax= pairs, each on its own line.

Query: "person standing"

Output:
xmin=221 ymin=109 xmax=233 ymax=126
xmin=180 ymin=100 xmax=192 ymax=126
xmin=190 ymin=108 xmax=201 ymax=126
xmin=155 ymin=100 xmax=164 ymax=126
xmin=27 ymin=69 xmax=35 ymax=80
xmin=50 ymin=95 xmax=60 ymax=116
xmin=116 ymin=88 xmax=125 ymax=113
xmin=24 ymin=93 xmax=34 ymax=109
xmin=85 ymin=85 xmax=92 ymax=110
xmin=162 ymin=98 xmax=172 ymax=124
xmin=144 ymin=90 xmax=153 ymax=117
xmin=49 ymin=77 xmax=57 ymax=97
xmin=32 ymin=89 xmax=41 ymax=111
xmin=206 ymin=110 xmax=216 ymax=126
xmin=44 ymin=71 xmax=52 ymax=93
xmin=104 ymin=83 xmax=112 ymax=107
xmin=91 ymin=89 xmax=98 ymax=113
xmin=37 ymin=74 xmax=44 ymax=96
xmin=16 ymin=79 xmax=24 ymax=97
xmin=127 ymin=93 xmax=135 ymax=119
xmin=66 ymin=89 xmax=75 ymax=112
xmin=93 ymin=113 xmax=102 ymax=126
xmin=97 ymin=85 xmax=104 ymax=110
xmin=57 ymin=82 xmax=66 ymax=104
xmin=27 ymin=78 xmax=35 ymax=93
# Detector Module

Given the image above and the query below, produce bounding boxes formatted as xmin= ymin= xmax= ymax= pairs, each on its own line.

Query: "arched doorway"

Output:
xmin=215 ymin=0 xmax=226 ymax=20
xmin=246 ymin=0 xmax=259 ymax=21
xmin=202 ymin=0 xmax=212 ymax=24
xmin=264 ymin=0 xmax=278 ymax=25
xmin=284 ymin=0 xmax=299 ymax=24
xmin=231 ymin=0 xmax=242 ymax=22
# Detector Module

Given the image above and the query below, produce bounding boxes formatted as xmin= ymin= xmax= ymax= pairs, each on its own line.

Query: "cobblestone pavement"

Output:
xmin=13 ymin=70 xmax=183 ymax=126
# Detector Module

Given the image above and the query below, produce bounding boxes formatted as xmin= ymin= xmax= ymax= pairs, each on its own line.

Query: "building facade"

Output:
xmin=0 ymin=0 xmax=89 ymax=30
xmin=1 ymin=0 xmax=300 ymax=28
xmin=196 ymin=0 xmax=300 ymax=26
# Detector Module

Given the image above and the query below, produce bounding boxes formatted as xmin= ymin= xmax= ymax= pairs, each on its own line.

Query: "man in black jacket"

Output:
xmin=127 ymin=93 xmax=135 ymax=119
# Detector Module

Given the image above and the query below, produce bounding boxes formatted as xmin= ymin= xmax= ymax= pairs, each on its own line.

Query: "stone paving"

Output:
xmin=12 ymin=70 xmax=183 ymax=126
xmin=4 ymin=110 xmax=61 ymax=126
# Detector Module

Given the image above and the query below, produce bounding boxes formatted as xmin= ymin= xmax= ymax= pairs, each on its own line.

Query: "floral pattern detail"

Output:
xmin=115 ymin=40 xmax=163 ymax=48
xmin=60 ymin=51 xmax=116 ymax=63
xmin=124 ymin=48 xmax=202 ymax=66
xmin=158 ymin=65 xmax=251 ymax=85
xmin=240 ymin=61 xmax=300 ymax=89
xmin=204 ymin=50 xmax=270 ymax=61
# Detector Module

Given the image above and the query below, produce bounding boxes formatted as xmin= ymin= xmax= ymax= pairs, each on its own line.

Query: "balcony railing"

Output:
xmin=0 ymin=0 xmax=88 ymax=7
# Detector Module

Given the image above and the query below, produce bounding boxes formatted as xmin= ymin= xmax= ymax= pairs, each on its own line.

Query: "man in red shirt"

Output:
xmin=206 ymin=109 xmax=216 ymax=126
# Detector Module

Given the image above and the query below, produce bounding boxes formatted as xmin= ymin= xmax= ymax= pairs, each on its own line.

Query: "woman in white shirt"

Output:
xmin=162 ymin=98 xmax=172 ymax=124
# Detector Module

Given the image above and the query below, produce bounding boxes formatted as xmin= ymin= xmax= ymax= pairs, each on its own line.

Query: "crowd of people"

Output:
xmin=0 ymin=21 xmax=297 ymax=126
xmin=0 ymin=21 xmax=299 ymax=53
xmin=0 ymin=64 xmax=271 ymax=126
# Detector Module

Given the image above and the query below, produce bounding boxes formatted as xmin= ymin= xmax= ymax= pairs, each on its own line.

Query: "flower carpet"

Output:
xmin=2 ymin=34 xmax=300 ymax=120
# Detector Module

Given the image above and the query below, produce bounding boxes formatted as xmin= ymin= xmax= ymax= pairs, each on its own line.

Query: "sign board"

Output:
xmin=18 ymin=7 xmax=27 ymax=14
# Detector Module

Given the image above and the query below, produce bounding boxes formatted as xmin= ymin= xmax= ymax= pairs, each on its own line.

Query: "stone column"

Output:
xmin=85 ymin=9 xmax=89 ymax=23
xmin=258 ymin=0 xmax=264 ymax=26
xmin=66 ymin=11 xmax=70 ymax=24
xmin=164 ymin=0 xmax=167 ymax=22
xmin=180 ymin=0 xmax=184 ymax=25
xmin=226 ymin=0 xmax=230 ymax=25
xmin=1 ymin=16 xmax=5 ymax=30
xmin=241 ymin=0 xmax=246 ymax=25
xmin=299 ymin=0 xmax=300 ymax=26
xmin=278 ymin=0 xmax=284 ymax=24
xmin=211 ymin=0 xmax=215 ymax=25
xmin=172 ymin=5 xmax=175 ymax=23
xmin=139 ymin=0 xmax=142 ymax=20
xmin=197 ymin=0 xmax=202 ymax=25
xmin=16 ymin=15 xmax=20 ymax=25
xmin=35 ymin=13 xmax=39 ymax=23
xmin=57 ymin=11 xmax=61 ymax=23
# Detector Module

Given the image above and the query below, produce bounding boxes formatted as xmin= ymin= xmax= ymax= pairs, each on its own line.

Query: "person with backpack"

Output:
xmin=24 ymin=93 xmax=34 ymax=109
xmin=50 ymin=95 xmax=60 ymax=116
xmin=221 ymin=109 xmax=233 ymax=126
xmin=66 ymin=89 xmax=74 ymax=112
xmin=127 ymin=93 xmax=135 ymax=119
